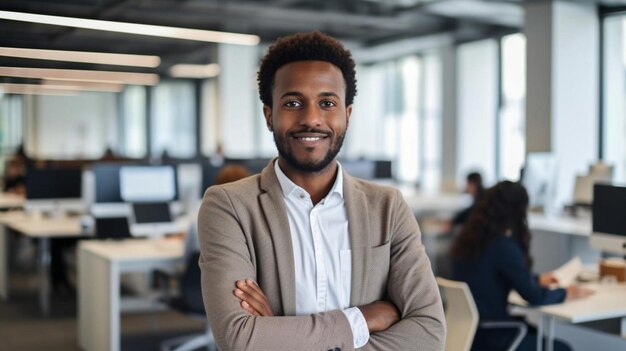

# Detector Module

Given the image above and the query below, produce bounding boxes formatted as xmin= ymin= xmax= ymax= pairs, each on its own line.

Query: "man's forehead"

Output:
xmin=272 ymin=61 xmax=346 ymax=91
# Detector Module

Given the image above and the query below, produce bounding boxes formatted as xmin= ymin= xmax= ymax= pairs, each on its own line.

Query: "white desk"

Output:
xmin=0 ymin=192 xmax=24 ymax=209
xmin=526 ymin=213 xmax=600 ymax=274
xmin=78 ymin=238 xmax=184 ymax=351
xmin=528 ymin=213 xmax=591 ymax=237
xmin=0 ymin=212 xmax=83 ymax=315
xmin=512 ymin=283 xmax=626 ymax=351
xmin=401 ymin=191 xmax=470 ymax=216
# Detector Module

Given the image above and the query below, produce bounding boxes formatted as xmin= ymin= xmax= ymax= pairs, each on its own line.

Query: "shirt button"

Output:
xmin=299 ymin=193 xmax=305 ymax=199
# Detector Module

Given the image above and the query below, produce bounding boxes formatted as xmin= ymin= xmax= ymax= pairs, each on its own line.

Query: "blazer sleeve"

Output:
xmin=198 ymin=186 xmax=355 ymax=351
xmin=361 ymin=190 xmax=446 ymax=350
xmin=495 ymin=237 xmax=566 ymax=305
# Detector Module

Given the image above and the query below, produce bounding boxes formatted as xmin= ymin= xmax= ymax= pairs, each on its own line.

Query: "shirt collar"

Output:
xmin=274 ymin=159 xmax=344 ymax=200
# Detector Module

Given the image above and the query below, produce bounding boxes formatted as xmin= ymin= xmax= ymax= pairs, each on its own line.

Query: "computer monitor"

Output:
xmin=24 ymin=167 xmax=83 ymax=212
xmin=92 ymin=163 xmax=125 ymax=203
xmin=591 ymin=184 xmax=626 ymax=255
xmin=129 ymin=202 xmax=177 ymax=237
xmin=176 ymin=163 xmax=202 ymax=207
xmin=521 ymin=153 xmax=557 ymax=210
xmin=119 ymin=165 xmax=177 ymax=202
xmin=131 ymin=202 xmax=172 ymax=224
xmin=94 ymin=216 xmax=132 ymax=240
xmin=340 ymin=159 xmax=376 ymax=180
xmin=201 ymin=163 xmax=221 ymax=196
xmin=374 ymin=160 xmax=393 ymax=179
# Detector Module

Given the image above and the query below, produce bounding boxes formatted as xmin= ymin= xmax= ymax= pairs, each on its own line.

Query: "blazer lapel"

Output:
xmin=343 ymin=172 xmax=371 ymax=305
xmin=259 ymin=160 xmax=297 ymax=315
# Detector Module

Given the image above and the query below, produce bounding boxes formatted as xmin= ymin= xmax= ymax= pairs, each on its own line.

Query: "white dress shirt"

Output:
xmin=275 ymin=161 xmax=369 ymax=348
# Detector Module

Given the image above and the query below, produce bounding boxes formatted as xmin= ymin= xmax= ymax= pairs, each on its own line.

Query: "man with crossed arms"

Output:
xmin=198 ymin=31 xmax=445 ymax=351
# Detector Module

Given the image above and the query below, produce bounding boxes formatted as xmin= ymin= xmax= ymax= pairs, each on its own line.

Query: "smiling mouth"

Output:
xmin=290 ymin=131 xmax=330 ymax=143
xmin=294 ymin=136 xmax=326 ymax=141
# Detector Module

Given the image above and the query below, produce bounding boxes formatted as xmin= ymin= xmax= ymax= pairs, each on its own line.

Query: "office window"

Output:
xmin=200 ymin=78 xmax=219 ymax=156
xmin=0 ymin=94 xmax=24 ymax=153
xmin=499 ymin=33 xmax=527 ymax=181
xmin=150 ymin=81 xmax=196 ymax=159
xmin=120 ymin=86 xmax=147 ymax=158
xmin=347 ymin=55 xmax=422 ymax=183
xmin=421 ymin=52 xmax=443 ymax=193
xmin=603 ymin=15 xmax=626 ymax=183
xmin=457 ymin=39 xmax=498 ymax=186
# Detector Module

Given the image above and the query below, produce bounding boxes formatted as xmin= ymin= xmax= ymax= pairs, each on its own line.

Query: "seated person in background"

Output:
xmin=451 ymin=181 xmax=593 ymax=351
xmin=450 ymin=172 xmax=484 ymax=228
xmin=3 ymin=158 xmax=26 ymax=195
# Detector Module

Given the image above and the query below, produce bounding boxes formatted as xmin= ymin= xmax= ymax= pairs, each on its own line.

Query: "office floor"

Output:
xmin=0 ymin=272 xmax=205 ymax=351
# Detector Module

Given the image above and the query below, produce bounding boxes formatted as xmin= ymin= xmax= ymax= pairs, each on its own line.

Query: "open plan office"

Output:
xmin=1 ymin=0 xmax=626 ymax=350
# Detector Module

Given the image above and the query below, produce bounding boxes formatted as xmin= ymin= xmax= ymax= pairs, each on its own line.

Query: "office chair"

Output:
xmin=160 ymin=252 xmax=216 ymax=351
xmin=436 ymin=277 xmax=527 ymax=351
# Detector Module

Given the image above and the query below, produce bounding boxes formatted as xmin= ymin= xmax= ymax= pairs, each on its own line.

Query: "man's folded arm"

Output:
xmin=198 ymin=186 xmax=355 ymax=351
xmin=359 ymin=190 xmax=446 ymax=350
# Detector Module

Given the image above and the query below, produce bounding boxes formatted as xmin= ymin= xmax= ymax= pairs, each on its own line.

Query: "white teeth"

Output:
xmin=299 ymin=137 xmax=321 ymax=141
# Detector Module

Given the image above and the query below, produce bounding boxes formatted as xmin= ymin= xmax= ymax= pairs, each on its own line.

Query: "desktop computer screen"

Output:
xmin=340 ymin=159 xmax=376 ymax=180
xmin=131 ymin=202 xmax=172 ymax=224
xmin=92 ymin=163 xmax=125 ymax=203
xmin=94 ymin=216 xmax=132 ymax=240
xmin=25 ymin=167 xmax=82 ymax=200
xmin=591 ymin=184 xmax=626 ymax=255
xmin=521 ymin=152 xmax=557 ymax=210
xmin=25 ymin=167 xmax=84 ymax=212
xmin=119 ymin=165 xmax=177 ymax=202
xmin=201 ymin=163 xmax=221 ymax=196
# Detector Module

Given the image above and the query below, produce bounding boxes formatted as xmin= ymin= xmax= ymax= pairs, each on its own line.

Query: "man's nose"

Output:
xmin=299 ymin=104 xmax=322 ymax=127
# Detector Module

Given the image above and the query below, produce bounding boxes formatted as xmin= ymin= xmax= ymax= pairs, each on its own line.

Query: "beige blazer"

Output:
xmin=198 ymin=160 xmax=445 ymax=351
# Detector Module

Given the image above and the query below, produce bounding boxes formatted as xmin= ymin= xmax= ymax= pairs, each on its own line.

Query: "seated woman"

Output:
xmin=451 ymin=181 xmax=592 ymax=351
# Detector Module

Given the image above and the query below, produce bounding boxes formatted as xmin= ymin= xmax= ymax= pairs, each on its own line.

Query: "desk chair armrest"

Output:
xmin=478 ymin=321 xmax=528 ymax=351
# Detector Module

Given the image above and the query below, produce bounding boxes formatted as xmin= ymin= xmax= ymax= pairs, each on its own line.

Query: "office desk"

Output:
xmin=527 ymin=213 xmax=599 ymax=274
xmin=402 ymin=191 xmax=470 ymax=217
xmin=0 ymin=192 xmax=24 ymax=209
xmin=528 ymin=213 xmax=591 ymax=237
xmin=0 ymin=212 xmax=83 ymax=314
xmin=512 ymin=283 xmax=626 ymax=351
xmin=78 ymin=238 xmax=184 ymax=351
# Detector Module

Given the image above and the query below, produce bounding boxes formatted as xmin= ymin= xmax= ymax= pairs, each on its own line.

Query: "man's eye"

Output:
xmin=285 ymin=101 xmax=301 ymax=108
xmin=320 ymin=100 xmax=336 ymax=108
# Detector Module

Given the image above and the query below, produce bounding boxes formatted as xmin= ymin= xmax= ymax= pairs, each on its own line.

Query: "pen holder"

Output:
xmin=599 ymin=259 xmax=626 ymax=282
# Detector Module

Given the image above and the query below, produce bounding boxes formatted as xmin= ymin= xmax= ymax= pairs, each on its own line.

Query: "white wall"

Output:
xmin=218 ymin=44 xmax=263 ymax=157
xmin=456 ymin=39 xmax=498 ymax=187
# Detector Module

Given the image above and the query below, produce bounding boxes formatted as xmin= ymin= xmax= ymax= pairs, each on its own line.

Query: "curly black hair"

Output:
xmin=451 ymin=181 xmax=534 ymax=269
xmin=257 ymin=31 xmax=357 ymax=108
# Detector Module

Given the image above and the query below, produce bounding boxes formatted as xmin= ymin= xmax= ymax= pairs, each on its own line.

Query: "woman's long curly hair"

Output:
xmin=451 ymin=180 xmax=533 ymax=268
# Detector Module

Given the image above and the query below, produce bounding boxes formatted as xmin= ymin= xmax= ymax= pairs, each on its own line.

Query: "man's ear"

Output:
xmin=263 ymin=105 xmax=273 ymax=131
xmin=345 ymin=104 xmax=353 ymax=128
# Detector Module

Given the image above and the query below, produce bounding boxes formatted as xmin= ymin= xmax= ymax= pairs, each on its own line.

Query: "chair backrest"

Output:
xmin=437 ymin=277 xmax=479 ymax=351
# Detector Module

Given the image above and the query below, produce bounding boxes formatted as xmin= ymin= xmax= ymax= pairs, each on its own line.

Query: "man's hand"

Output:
xmin=234 ymin=279 xmax=274 ymax=316
xmin=358 ymin=300 xmax=400 ymax=333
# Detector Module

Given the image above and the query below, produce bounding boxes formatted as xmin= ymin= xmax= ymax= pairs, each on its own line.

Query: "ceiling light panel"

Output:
xmin=0 ymin=10 xmax=260 ymax=46
xmin=0 ymin=47 xmax=161 ymax=67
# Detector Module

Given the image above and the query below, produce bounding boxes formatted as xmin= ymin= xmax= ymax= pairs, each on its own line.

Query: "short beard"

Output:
xmin=274 ymin=130 xmax=346 ymax=173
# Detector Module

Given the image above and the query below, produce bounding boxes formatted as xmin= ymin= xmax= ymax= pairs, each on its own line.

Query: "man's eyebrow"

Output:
xmin=280 ymin=91 xmax=304 ymax=99
xmin=279 ymin=91 xmax=341 ymax=99
xmin=319 ymin=92 xmax=340 ymax=98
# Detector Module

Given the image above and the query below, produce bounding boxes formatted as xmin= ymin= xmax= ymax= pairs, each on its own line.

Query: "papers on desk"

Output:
xmin=553 ymin=257 xmax=583 ymax=288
